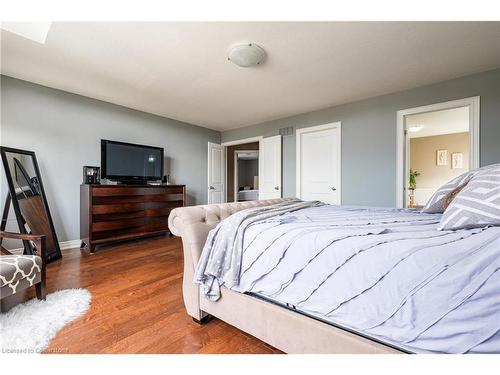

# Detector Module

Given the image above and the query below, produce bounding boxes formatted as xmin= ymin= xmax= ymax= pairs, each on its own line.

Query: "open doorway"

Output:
xmin=208 ymin=136 xmax=282 ymax=204
xmin=397 ymin=97 xmax=480 ymax=208
xmin=407 ymin=107 xmax=470 ymax=208
xmin=225 ymin=142 xmax=259 ymax=202
xmin=234 ymin=150 xmax=259 ymax=202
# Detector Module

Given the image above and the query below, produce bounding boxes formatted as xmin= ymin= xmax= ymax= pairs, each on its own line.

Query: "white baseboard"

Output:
xmin=6 ymin=239 xmax=82 ymax=255
xmin=59 ymin=239 xmax=82 ymax=250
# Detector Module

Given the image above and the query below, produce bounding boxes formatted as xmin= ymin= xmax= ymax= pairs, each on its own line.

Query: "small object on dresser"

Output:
xmin=83 ymin=166 xmax=100 ymax=184
xmin=162 ymin=174 xmax=171 ymax=184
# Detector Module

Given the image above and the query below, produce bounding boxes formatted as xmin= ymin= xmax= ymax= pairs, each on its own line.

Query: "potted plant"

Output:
xmin=409 ymin=169 xmax=420 ymax=190
xmin=408 ymin=169 xmax=420 ymax=208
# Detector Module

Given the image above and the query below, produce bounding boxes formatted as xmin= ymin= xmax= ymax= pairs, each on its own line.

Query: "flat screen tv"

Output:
xmin=101 ymin=139 xmax=164 ymax=183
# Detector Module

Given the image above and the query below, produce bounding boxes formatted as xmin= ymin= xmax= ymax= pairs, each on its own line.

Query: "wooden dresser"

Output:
xmin=80 ymin=184 xmax=185 ymax=252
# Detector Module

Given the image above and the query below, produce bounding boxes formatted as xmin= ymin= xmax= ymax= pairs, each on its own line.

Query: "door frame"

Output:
xmin=396 ymin=96 xmax=480 ymax=208
xmin=221 ymin=136 xmax=264 ymax=203
xmin=295 ymin=122 xmax=342 ymax=203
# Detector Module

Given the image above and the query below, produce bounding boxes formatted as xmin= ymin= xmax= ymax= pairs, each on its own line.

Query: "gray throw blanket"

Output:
xmin=194 ymin=200 xmax=324 ymax=300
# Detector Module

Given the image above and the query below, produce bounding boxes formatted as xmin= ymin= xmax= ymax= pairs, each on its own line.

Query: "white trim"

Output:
xmin=7 ymin=239 xmax=82 ymax=254
xmin=295 ymin=122 xmax=342 ymax=204
xmin=396 ymin=96 xmax=480 ymax=208
xmin=221 ymin=136 xmax=263 ymax=147
xmin=258 ymin=138 xmax=263 ymax=199
xmin=224 ymin=146 xmax=228 ymax=202
xmin=234 ymin=151 xmax=238 ymax=202
xmin=60 ymin=239 xmax=82 ymax=250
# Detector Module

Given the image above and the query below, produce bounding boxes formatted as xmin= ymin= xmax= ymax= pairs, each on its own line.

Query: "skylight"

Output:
xmin=1 ymin=22 xmax=52 ymax=44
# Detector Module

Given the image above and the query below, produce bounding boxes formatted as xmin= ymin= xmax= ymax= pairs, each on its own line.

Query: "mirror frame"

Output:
xmin=0 ymin=146 xmax=62 ymax=262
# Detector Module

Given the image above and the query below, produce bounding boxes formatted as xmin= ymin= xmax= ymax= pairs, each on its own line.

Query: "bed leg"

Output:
xmin=192 ymin=315 xmax=212 ymax=325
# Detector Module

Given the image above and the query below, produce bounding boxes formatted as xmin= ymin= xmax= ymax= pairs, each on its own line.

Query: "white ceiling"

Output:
xmin=1 ymin=22 xmax=499 ymax=131
xmin=406 ymin=106 xmax=470 ymax=138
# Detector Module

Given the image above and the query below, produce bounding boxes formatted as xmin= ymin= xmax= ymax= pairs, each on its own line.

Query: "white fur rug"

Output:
xmin=0 ymin=289 xmax=91 ymax=353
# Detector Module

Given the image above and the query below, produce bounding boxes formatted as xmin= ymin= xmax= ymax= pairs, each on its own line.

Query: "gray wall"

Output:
xmin=2 ymin=69 xmax=499 ymax=244
xmin=222 ymin=69 xmax=500 ymax=206
xmin=0 ymin=76 xmax=220 ymax=244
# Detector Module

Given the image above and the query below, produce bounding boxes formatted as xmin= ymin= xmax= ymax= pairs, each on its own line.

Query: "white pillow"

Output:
xmin=422 ymin=164 xmax=499 ymax=214
xmin=438 ymin=164 xmax=500 ymax=230
xmin=422 ymin=172 xmax=475 ymax=213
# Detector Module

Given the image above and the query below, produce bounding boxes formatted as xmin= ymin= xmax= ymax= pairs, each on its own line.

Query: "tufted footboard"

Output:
xmin=168 ymin=199 xmax=293 ymax=320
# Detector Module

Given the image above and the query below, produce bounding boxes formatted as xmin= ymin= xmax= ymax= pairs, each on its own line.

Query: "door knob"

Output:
xmin=331 ymin=187 xmax=336 ymax=191
xmin=274 ymin=186 xmax=279 ymax=190
xmin=209 ymin=186 xmax=215 ymax=190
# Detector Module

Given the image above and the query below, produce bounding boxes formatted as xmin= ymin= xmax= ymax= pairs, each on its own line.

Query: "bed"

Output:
xmin=168 ymin=199 xmax=500 ymax=354
xmin=237 ymin=189 xmax=259 ymax=201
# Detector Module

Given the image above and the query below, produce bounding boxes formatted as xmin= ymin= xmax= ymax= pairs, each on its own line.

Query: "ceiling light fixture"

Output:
xmin=408 ymin=125 xmax=424 ymax=133
xmin=228 ymin=43 xmax=266 ymax=67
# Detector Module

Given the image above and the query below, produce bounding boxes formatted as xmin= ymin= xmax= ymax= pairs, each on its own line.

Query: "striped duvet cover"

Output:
xmin=199 ymin=204 xmax=500 ymax=353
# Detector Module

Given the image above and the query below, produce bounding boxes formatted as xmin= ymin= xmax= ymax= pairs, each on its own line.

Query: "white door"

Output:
xmin=296 ymin=123 xmax=341 ymax=204
xmin=259 ymin=135 xmax=282 ymax=199
xmin=207 ymin=142 xmax=224 ymax=204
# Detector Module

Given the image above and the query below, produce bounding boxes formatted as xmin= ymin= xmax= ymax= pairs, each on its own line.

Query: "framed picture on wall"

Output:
xmin=452 ymin=152 xmax=464 ymax=169
xmin=437 ymin=149 xmax=448 ymax=166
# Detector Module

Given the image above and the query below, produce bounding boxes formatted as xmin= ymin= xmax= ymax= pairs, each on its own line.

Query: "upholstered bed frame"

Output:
xmin=168 ymin=199 xmax=403 ymax=354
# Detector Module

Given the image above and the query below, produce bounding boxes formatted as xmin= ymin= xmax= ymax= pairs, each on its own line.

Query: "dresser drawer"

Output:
xmin=92 ymin=186 xmax=180 ymax=197
xmin=92 ymin=217 xmax=145 ymax=232
xmin=93 ymin=193 xmax=183 ymax=205
xmin=92 ymin=216 xmax=169 ymax=232
xmin=92 ymin=201 xmax=180 ymax=214
xmin=93 ymin=207 xmax=174 ymax=222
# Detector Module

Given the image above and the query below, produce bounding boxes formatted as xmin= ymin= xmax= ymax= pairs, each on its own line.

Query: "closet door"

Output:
xmin=259 ymin=135 xmax=282 ymax=199
xmin=296 ymin=123 xmax=341 ymax=205
xmin=207 ymin=142 xmax=224 ymax=204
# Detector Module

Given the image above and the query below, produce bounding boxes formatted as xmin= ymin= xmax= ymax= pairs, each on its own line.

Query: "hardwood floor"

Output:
xmin=1 ymin=236 xmax=281 ymax=354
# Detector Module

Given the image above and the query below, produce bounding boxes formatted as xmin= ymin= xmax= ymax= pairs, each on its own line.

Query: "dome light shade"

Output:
xmin=228 ymin=43 xmax=265 ymax=67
